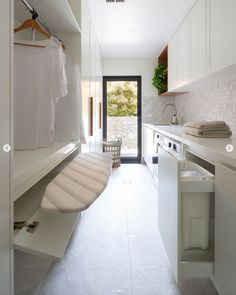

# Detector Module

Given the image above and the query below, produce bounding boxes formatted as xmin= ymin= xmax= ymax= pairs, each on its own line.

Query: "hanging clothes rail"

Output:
xmin=18 ymin=0 xmax=63 ymax=46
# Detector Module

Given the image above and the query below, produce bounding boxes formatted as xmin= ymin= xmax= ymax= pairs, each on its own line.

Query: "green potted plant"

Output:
xmin=152 ymin=64 xmax=168 ymax=95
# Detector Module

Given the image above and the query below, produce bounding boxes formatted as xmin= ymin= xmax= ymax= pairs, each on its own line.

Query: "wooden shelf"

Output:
xmin=157 ymin=46 xmax=188 ymax=97
xmin=160 ymin=91 xmax=187 ymax=97
xmin=14 ymin=0 xmax=81 ymax=34
xmin=157 ymin=46 xmax=168 ymax=96
xmin=158 ymin=46 xmax=168 ymax=66
xmin=14 ymin=141 xmax=80 ymax=201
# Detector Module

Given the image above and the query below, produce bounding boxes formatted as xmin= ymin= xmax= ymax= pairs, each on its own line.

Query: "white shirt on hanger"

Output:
xmin=14 ymin=37 xmax=67 ymax=150
xmin=55 ymin=55 xmax=85 ymax=143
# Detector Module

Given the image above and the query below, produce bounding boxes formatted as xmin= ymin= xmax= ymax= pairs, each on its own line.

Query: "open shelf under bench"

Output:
xmin=14 ymin=208 xmax=80 ymax=261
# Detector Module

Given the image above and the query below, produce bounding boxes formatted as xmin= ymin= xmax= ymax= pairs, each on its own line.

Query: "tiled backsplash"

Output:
xmin=142 ymin=96 xmax=175 ymax=124
xmin=175 ymin=80 xmax=236 ymax=135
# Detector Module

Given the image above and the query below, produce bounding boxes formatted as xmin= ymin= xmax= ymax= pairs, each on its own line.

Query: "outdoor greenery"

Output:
xmin=152 ymin=64 xmax=168 ymax=94
xmin=107 ymin=81 xmax=137 ymax=117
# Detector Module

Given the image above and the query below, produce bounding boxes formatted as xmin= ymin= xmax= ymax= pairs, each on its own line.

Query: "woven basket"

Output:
xmin=102 ymin=138 xmax=122 ymax=168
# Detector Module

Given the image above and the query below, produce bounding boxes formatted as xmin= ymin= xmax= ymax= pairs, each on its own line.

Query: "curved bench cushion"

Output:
xmin=41 ymin=152 xmax=112 ymax=213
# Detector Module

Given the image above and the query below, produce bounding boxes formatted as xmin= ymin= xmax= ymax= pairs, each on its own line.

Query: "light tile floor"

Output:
xmin=33 ymin=164 xmax=218 ymax=295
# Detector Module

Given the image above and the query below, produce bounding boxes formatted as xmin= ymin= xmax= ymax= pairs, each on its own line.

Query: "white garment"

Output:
xmin=55 ymin=56 xmax=85 ymax=143
xmin=14 ymin=37 xmax=68 ymax=150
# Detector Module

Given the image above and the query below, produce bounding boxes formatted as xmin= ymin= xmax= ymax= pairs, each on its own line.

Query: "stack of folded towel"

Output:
xmin=184 ymin=120 xmax=232 ymax=138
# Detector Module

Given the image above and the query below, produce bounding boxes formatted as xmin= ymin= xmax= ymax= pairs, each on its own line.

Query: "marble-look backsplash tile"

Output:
xmin=142 ymin=96 xmax=175 ymax=124
xmin=175 ymin=80 xmax=236 ymax=135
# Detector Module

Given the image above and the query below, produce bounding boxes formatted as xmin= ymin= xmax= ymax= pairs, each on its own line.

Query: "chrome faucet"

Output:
xmin=162 ymin=103 xmax=178 ymax=124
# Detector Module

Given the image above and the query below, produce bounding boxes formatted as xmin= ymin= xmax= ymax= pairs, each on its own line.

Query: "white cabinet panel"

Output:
xmin=0 ymin=1 xmax=13 ymax=293
xmin=168 ymin=0 xmax=236 ymax=91
xmin=81 ymin=0 xmax=90 ymax=78
xmin=81 ymin=0 xmax=103 ymax=151
xmin=158 ymin=147 xmax=180 ymax=282
xmin=215 ymin=164 xmax=236 ymax=295
xmin=90 ymin=22 xmax=97 ymax=79
xmin=190 ymin=0 xmax=207 ymax=81
xmin=178 ymin=17 xmax=190 ymax=87
xmin=208 ymin=0 xmax=236 ymax=73
xmin=143 ymin=126 xmax=154 ymax=174
xmin=96 ymin=39 xmax=102 ymax=77
xmin=168 ymin=17 xmax=190 ymax=90
xmin=168 ymin=32 xmax=179 ymax=91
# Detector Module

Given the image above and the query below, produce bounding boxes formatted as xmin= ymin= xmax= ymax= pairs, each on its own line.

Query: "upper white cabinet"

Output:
xmin=168 ymin=0 xmax=236 ymax=91
xmin=168 ymin=30 xmax=179 ymax=91
xmin=215 ymin=164 xmax=236 ymax=295
xmin=208 ymin=0 xmax=236 ymax=74
xmin=178 ymin=16 xmax=191 ymax=87
xmin=168 ymin=16 xmax=190 ymax=91
xmin=190 ymin=0 xmax=207 ymax=81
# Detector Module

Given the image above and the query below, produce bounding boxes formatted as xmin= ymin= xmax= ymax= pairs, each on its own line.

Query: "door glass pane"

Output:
xmin=107 ymin=81 xmax=138 ymax=157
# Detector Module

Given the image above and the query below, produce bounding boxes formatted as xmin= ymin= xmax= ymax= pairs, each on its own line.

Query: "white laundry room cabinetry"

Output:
xmin=143 ymin=125 xmax=155 ymax=174
xmin=168 ymin=0 xmax=236 ymax=92
xmin=0 ymin=1 xmax=13 ymax=293
xmin=81 ymin=0 xmax=103 ymax=152
xmin=190 ymin=0 xmax=207 ymax=81
xmin=207 ymin=0 xmax=236 ymax=74
xmin=168 ymin=16 xmax=190 ymax=91
xmin=178 ymin=16 xmax=191 ymax=87
xmin=214 ymin=164 xmax=236 ymax=295
xmin=168 ymin=31 xmax=179 ymax=91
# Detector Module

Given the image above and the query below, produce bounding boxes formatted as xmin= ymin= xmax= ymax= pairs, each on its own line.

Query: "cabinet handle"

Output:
xmin=99 ymin=102 xmax=102 ymax=129
xmin=89 ymin=97 xmax=93 ymax=136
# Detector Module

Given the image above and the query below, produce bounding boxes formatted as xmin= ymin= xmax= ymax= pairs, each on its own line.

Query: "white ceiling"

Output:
xmin=86 ymin=0 xmax=196 ymax=58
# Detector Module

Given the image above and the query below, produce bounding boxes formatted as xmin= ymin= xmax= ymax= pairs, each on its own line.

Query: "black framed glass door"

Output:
xmin=103 ymin=76 xmax=142 ymax=163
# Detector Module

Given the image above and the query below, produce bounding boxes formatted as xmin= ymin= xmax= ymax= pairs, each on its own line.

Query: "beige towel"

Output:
xmin=184 ymin=120 xmax=227 ymax=129
xmin=185 ymin=127 xmax=232 ymax=138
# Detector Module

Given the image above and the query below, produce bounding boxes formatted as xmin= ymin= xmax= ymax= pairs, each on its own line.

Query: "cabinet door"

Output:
xmin=168 ymin=32 xmax=179 ymax=91
xmin=178 ymin=17 xmax=190 ymax=87
xmin=81 ymin=0 xmax=90 ymax=78
xmin=0 ymin=1 xmax=13 ymax=294
xmin=158 ymin=147 xmax=180 ymax=283
xmin=190 ymin=0 xmax=207 ymax=81
xmin=81 ymin=0 xmax=90 ymax=149
xmin=208 ymin=0 xmax=236 ymax=73
xmin=215 ymin=164 xmax=236 ymax=294
xmin=143 ymin=127 xmax=154 ymax=174
xmin=90 ymin=22 xmax=97 ymax=79
xmin=96 ymin=40 xmax=102 ymax=77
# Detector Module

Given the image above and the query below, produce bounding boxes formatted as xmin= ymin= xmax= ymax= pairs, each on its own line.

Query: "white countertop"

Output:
xmin=144 ymin=124 xmax=236 ymax=167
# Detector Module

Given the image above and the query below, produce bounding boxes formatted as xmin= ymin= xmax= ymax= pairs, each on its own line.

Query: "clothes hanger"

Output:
xmin=14 ymin=18 xmax=65 ymax=49
xmin=14 ymin=18 xmax=50 ymax=48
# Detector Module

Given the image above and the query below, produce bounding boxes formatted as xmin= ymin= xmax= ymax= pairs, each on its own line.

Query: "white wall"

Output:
xmin=175 ymin=79 xmax=236 ymax=135
xmin=103 ymin=57 xmax=158 ymax=97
